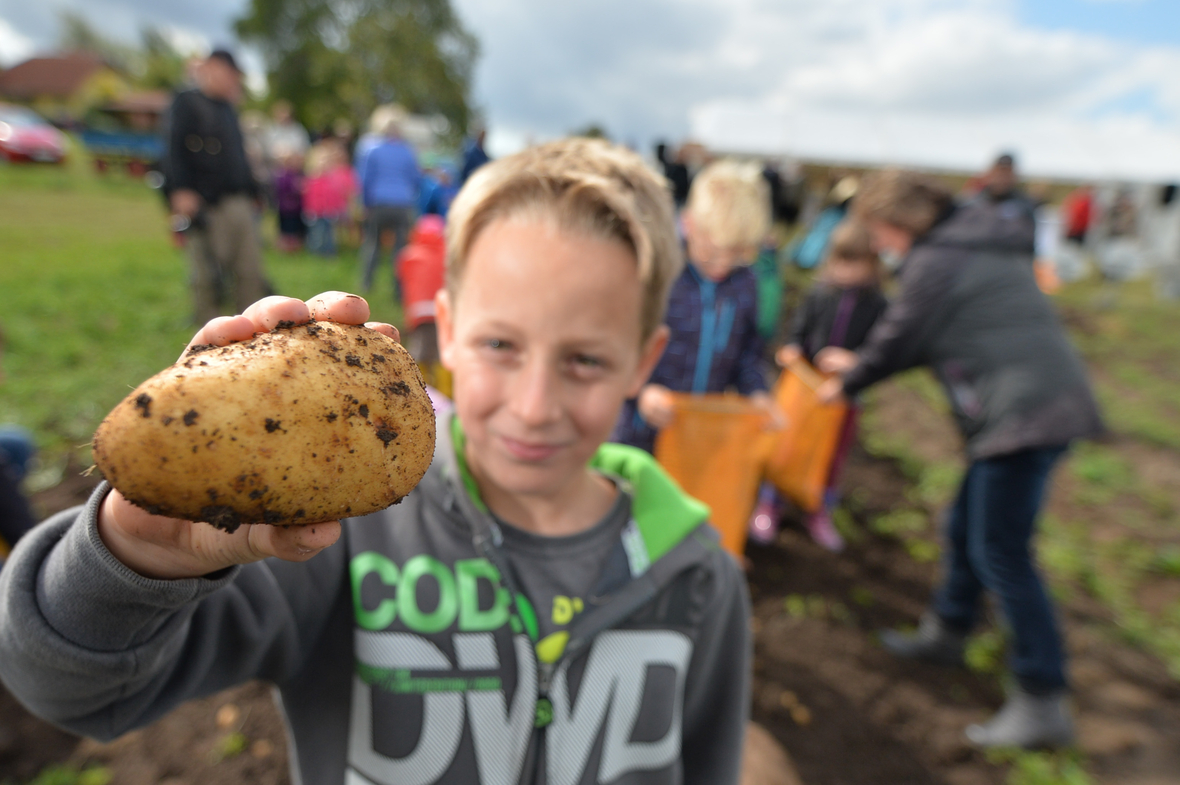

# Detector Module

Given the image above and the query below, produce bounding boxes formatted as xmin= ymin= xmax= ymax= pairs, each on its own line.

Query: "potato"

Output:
xmin=93 ymin=321 xmax=436 ymax=531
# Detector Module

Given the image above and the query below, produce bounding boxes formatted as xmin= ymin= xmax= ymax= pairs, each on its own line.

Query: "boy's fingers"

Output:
xmin=252 ymin=521 xmax=342 ymax=562
xmin=364 ymin=322 xmax=400 ymax=343
xmin=241 ymin=296 xmax=312 ymax=332
xmin=185 ymin=315 xmax=255 ymax=356
xmin=306 ymin=292 xmax=370 ymax=325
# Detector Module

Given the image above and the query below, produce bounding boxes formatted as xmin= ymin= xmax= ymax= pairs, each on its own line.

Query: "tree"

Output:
xmin=58 ymin=11 xmax=138 ymax=73
xmin=57 ymin=12 xmax=189 ymax=92
xmin=235 ymin=0 xmax=478 ymax=137
xmin=138 ymin=28 xmax=188 ymax=91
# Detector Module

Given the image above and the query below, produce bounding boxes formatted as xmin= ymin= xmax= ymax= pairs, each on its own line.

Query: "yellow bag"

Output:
xmin=654 ymin=393 xmax=769 ymax=557
xmin=763 ymin=360 xmax=848 ymax=513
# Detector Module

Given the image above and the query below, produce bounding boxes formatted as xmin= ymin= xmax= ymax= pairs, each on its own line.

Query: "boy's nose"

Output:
xmin=510 ymin=358 xmax=562 ymax=427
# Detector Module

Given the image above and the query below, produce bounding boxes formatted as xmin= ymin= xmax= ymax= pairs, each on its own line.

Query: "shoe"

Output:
xmin=805 ymin=509 xmax=845 ymax=552
xmin=879 ymin=612 xmax=966 ymax=666
xmin=965 ymin=688 xmax=1075 ymax=749
xmin=748 ymin=499 xmax=779 ymax=545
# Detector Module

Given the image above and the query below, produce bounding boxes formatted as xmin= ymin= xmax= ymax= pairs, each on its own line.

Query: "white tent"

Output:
xmin=689 ymin=103 xmax=1180 ymax=183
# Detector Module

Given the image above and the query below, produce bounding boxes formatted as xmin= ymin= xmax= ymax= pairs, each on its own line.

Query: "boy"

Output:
xmin=612 ymin=159 xmax=774 ymax=454
xmin=0 ymin=139 xmax=751 ymax=785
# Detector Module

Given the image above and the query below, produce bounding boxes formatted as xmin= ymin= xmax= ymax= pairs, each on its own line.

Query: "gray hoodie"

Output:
xmin=842 ymin=199 xmax=1103 ymax=458
xmin=0 ymin=415 xmax=750 ymax=785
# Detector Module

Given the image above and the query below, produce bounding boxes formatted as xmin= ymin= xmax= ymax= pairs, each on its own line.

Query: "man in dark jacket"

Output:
xmin=165 ymin=49 xmax=270 ymax=324
xmin=817 ymin=170 xmax=1103 ymax=750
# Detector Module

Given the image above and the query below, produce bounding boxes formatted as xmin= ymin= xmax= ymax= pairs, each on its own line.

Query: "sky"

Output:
xmin=2 ymin=0 xmax=1179 ymax=179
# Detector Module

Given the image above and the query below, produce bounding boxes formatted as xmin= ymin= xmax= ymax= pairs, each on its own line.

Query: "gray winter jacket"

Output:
xmin=842 ymin=200 xmax=1104 ymax=458
xmin=0 ymin=415 xmax=750 ymax=785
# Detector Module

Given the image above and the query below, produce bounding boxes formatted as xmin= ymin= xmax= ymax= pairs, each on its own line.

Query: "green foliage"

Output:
xmin=908 ymin=462 xmax=962 ymax=507
xmin=1068 ymin=443 xmax=1134 ymax=505
xmin=1054 ymin=279 xmax=1180 ymax=451
xmin=849 ymin=586 xmax=875 ymax=607
xmin=783 ymin=593 xmax=853 ymax=624
xmin=56 ymin=11 xmax=190 ymax=91
xmin=871 ymin=509 xmax=927 ymax=536
xmin=25 ymin=765 xmax=112 ymax=785
xmin=571 ymin=123 xmax=610 ymax=140
xmin=905 ymin=538 xmax=940 ymax=563
xmin=893 ymin=368 xmax=949 ymax=414
xmin=964 ymin=629 xmax=1005 ymax=675
xmin=214 ymin=732 xmax=249 ymax=761
xmin=986 ymin=748 xmax=1091 ymax=785
xmin=831 ymin=505 xmax=862 ymax=543
xmin=235 ymin=0 xmax=478 ymax=135
xmin=1154 ymin=545 xmax=1180 ymax=577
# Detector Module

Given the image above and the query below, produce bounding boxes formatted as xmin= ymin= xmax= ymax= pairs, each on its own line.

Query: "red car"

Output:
xmin=0 ymin=105 xmax=67 ymax=163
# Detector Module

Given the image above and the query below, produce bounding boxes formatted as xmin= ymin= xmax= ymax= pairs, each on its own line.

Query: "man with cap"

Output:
xmin=975 ymin=152 xmax=1038 ymax=224
xmin=164 ymin=49 xmax=270 ymax=324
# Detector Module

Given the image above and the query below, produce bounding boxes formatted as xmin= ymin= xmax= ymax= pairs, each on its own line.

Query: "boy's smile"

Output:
xmin=437 ymin=215 xmax=667 ymax=535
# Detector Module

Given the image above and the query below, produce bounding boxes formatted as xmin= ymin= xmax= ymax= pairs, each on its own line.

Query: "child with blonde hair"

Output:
xmin=303 ymin=139 xmax=357 ymax=256
xmin=613 ymin=158 xmax=774 ymax=453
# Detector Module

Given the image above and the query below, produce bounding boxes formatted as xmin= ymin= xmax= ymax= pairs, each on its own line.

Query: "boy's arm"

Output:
xmin=0 ymin=484 xmax=347 ymax=741
xmin=680 ymin=549 xmax=752 ymax=785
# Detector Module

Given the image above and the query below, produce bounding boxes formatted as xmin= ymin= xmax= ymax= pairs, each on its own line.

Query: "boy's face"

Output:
xmin=437 ymin=216 xmax=667 ymax=502
xmin=826 ymin=255 xmax=876 ymax=287
xmin=683 ymin=214 xmax=755 ymax=282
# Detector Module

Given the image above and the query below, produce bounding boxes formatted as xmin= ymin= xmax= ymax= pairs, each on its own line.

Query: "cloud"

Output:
xmin=0 ymin=16 xmax=35 ymax=66
xmin=3 ymin=0 xmax=1179 ymax=177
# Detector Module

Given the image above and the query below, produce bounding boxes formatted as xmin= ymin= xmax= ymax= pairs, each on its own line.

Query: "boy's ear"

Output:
xmin=627 ymin=325 xmax=669 ymax=398
xmin=436 ymin=289 xmax=456 ymax=370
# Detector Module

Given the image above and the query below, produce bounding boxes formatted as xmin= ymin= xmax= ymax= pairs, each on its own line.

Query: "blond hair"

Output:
xmin=853 ymin=169 xmax=954 ymax=237
xmin=686 ymin=159 xmax=771 ymax=249
xmin=304 ymin=140 xmax=336 ymax=177
xmin=445 ymin=138 xmax=681 ymax=339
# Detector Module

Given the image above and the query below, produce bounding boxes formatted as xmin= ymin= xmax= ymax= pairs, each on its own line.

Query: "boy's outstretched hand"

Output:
xmin=97 ymin=293 xmax=399 ymax=581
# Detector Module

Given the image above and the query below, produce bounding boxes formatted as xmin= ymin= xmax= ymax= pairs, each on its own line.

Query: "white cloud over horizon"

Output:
xmin=3 ymin=0 xmax=1180 ymax=179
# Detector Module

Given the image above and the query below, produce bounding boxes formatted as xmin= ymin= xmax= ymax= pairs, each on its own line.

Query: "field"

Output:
xmin=2 ymin=159 xmax=1180 ymax=785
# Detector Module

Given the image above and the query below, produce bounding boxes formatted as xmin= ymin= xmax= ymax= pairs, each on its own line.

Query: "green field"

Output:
xmin=0 ymin=158 xmax=402 ymax=484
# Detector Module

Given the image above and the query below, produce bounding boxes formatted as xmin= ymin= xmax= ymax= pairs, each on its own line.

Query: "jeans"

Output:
xmin=933 ymin=445 xmax=1068 ymax=694
xmin=360 ymin=205 xmax=415 ymax=295
xmin=306 ymin=217 xmax=337 ymax=256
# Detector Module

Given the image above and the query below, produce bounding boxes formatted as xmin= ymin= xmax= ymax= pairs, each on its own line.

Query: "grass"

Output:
xmin=0 ymin=156 xmax=402 ymax=469
xmin=1055 ymin=278 xmax=1180 ymax=450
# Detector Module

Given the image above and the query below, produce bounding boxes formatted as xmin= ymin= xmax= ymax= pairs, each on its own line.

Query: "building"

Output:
xmin=0 ymin=53 xmax=131 ymax=126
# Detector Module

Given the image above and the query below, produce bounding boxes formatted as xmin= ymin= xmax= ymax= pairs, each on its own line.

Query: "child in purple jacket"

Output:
xmin=273 ymin=148 xmax=306 ymax=252
xmin=613 ymin=160 xmax=774 ymax=454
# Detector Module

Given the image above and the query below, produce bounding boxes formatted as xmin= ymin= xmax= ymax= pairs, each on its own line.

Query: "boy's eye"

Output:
xmin=574 ymin=354 xmax=602 ymax=368
xmin=486 ymin=339 xmax=511 ymax=350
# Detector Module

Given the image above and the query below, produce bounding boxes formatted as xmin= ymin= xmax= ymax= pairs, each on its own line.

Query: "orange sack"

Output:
xmin=654 ymin=393 xmax=769 ymax=557
xmin=763 ymin=360 xmax=848 ymax=513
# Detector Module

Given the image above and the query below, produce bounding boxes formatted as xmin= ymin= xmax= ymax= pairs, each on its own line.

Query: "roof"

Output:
xmin=0 ymin=53 xmax=108 ymax=101
xmin=102 ymin=91 xmax=171 ymax=115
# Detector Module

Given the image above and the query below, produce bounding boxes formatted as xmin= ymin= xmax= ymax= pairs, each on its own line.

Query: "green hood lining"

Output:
xmin=448 ymin=417 xmax=710 ymax=562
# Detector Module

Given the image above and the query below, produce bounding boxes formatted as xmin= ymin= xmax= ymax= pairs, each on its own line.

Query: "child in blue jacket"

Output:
xmin=613 ymin=160 xmax=774 ymax=453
